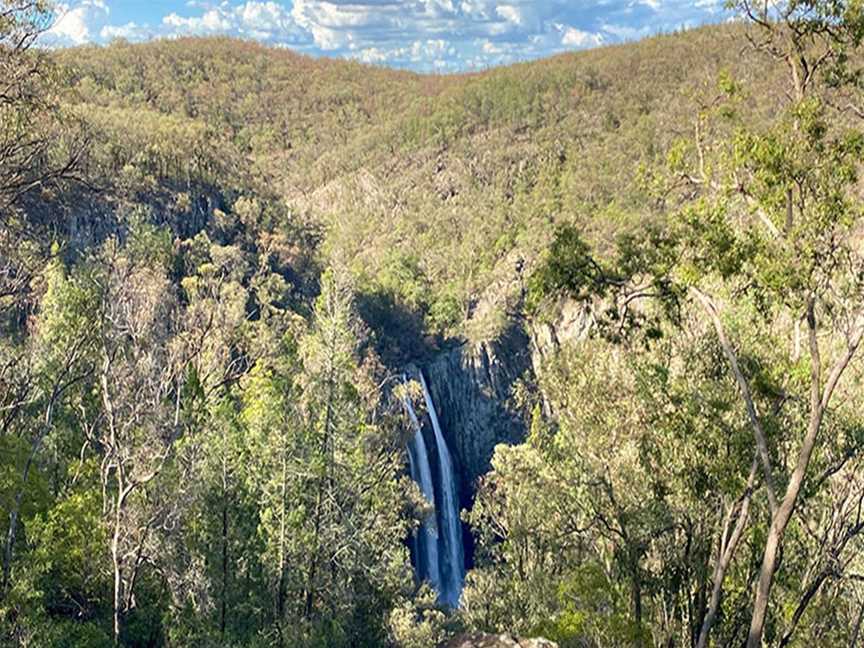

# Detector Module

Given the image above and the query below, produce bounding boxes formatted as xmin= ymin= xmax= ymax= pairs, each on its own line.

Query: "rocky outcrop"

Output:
xmin=443 ymin=633 xmax=558 ymax=648
xmin=60 ymin=185 xmax=225 ymax=254
xmin=527 ymin=298 xmax=594 ymax=417
xmin=419 ymin=295 xmax=593 ymax=507
xmin=421 ymin=295 xmax=594 ymax=492
xmin=528 ymin=297 xmax=593 ymax=365
xmin=421 ymin=322 xmax=532 ymax=505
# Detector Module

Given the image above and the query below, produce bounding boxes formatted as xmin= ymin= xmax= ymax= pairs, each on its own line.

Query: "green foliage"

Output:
xmin=464 ymin=336 xmax=768 ymax=646
xmin=125 ymin=210 xmax=175 ymax=270
xmin=0 ymin=437 xmax=50 ymax=542
xmin=531 ymin=565 xmax=643 ymax=648
xmin=527 ymin=226 xmax=613 ymax=313
xmin=34 ymin=256 xmax=98 ymax=366
xmin=31 ymin=618 xmax=114 ymax=648
xmin=28 ymin=487 xmax=108 ymax=611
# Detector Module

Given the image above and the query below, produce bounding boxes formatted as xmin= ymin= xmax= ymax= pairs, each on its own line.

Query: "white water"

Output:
xmin=404 ymin=385 xmax=442 ymax=595
xmin=419 ymin=370 xmax=466 ymax=607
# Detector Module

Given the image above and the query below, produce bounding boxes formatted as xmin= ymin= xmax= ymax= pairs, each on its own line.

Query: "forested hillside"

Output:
xmin=51 ymin=21 xmax=777 ymax=354
xmin=3 ymin=1 xmax=864 ymax=647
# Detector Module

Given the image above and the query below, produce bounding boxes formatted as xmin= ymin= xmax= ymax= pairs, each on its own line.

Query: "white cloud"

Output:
xmin=561 ymin=26 xmax=603 ymax=48
xmin=163 ymin=9 xmax=233 ymax=33
xmin=157 ymin=2 xmax=306 ymax=43
xmin=496 ymin=4 xmax=524 ymax=25
xmin=45 ymin=0 xmax=109 ymax=46
xmin=39 ymin=0 xmax=734 ymax=72
xmin=239 ymin=2 xmax=292 ymax=32
xmin=100 ymin=21 xmax=152 ymax=42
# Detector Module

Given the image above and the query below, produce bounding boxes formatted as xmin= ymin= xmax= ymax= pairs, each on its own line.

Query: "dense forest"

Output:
xmin=3 ymin=1 xmax=864 ymax=646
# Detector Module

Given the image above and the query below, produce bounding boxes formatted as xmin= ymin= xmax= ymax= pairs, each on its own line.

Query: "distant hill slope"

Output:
xmin=53 ymin=23 xmax=781 ymax=354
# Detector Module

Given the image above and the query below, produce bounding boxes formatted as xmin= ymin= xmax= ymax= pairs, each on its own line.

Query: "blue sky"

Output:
xmin=44 ymin=1 xmax=731 ymax=72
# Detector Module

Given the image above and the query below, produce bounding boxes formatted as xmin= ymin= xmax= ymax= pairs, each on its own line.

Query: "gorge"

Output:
xmin=400 ymin=310 xmax=550 ymax=605
xmin=6 ymin=5 xmax=864 ymax=646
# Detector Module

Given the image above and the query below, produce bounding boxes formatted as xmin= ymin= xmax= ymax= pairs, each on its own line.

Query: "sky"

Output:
xmin=42 ymin=1 xmax=732 ymax=73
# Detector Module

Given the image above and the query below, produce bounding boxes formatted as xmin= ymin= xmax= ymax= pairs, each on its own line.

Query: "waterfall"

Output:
xmin=419 ymin=371 xmax=466 ymax=607
xmin=403 ymin=371 xmax=467 ymax=607
xmin=404 ymin=392 xmax=442 ymax=594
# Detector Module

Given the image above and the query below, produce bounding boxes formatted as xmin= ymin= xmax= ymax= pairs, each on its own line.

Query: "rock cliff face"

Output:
xmin=62 ymin=187 xmax=224 ymax=254
xmin=420 ymin=298 xmax=591 ymax=507
xmin=528 ymin=298 xmax=593 ymax=366
xmin=421 ymin=322 xmax=532 ymax=506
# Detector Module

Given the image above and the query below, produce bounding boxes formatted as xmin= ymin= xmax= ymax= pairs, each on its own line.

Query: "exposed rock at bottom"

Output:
xmin=442 ymin=633 xmax=559 ymax=648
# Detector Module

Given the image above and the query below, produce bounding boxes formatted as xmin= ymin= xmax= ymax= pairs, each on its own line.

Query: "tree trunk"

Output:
xmin=701 ymin=298 xmax=863 ymax=647
xmin=220 ymin=497 xmax=228 ymax=638
xmin=112 ymin=501 xmax=123 ymax=647
xmin=747 ymin=411 xmax=824 ymax=645
xmin=697 ymin=460 xmax=756 ymax=648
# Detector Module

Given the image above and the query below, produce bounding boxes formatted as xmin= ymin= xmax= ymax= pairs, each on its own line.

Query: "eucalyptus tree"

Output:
xmin=289 ymin=269 xmax=411 ymax=644
xmin=0 ymin=0 xmax=87 ymax=323
xmin=226 ymin=269 xmax=413 ymax=646
xmin=528 ymin=2 xmax=864 ymax=644
xmin=85 ymin=242 xmax=185 ymax=645
xmin=677 ymin=3 xmax=864 ymax=644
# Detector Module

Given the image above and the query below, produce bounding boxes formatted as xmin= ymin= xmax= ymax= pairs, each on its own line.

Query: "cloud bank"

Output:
xmin=43 ymin=0 xmax=730 ymax=72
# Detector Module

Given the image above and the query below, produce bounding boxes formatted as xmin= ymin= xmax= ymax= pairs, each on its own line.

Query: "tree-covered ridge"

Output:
xmin=51 ymin=22 xmax=777 ymax=353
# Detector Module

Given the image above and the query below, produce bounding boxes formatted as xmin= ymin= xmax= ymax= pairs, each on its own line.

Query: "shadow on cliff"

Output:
xmin=420 ymin=319 xmax=534 ymax=570
xmin=354 ymin=289 xmax=462 ymax=366
xmin=355 ymin=288 xmax=534 ymax=573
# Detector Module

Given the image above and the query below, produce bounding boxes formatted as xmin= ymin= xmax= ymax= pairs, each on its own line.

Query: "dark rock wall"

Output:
xmin=421 ymin=322 xmax=533 ymax=507
xmin=419 ymin=299 xmax=591 ymax=507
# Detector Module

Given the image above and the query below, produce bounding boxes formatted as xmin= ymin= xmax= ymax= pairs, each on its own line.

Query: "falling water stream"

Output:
xmin=405 ymin=393 xmax=442 ymax=594
xmin=404 ymin=371 xmax=466 ymax=607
